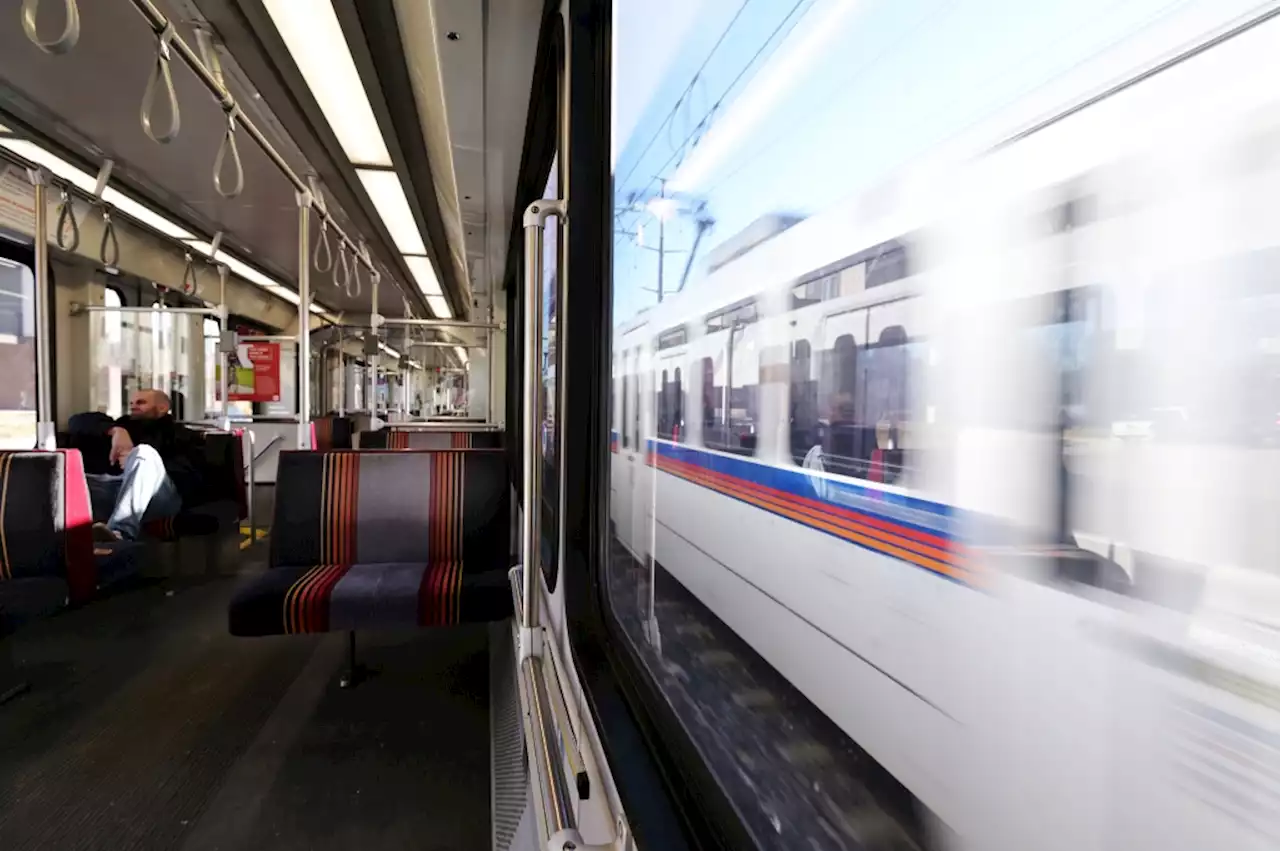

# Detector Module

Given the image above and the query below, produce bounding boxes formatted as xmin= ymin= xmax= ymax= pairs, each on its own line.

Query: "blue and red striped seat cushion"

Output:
xmin=228 ymin=449 xmax=511 ymax=636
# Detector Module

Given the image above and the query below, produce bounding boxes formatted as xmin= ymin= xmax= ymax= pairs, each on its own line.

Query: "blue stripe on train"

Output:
xmin=648 ymin=440 xmax=958 ymax=541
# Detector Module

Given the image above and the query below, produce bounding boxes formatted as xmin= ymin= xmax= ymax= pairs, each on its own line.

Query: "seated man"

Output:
xmin=87 ymin=390 xmax=205 ymax=541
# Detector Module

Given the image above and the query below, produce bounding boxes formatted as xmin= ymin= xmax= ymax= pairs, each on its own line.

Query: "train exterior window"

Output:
xmin=631 ymin=350 xmax=641 ymax=449
xmin=789 ymin=339 xmax=816 ymax=464
xmin=703 ymin=327 xmax=758 ymax=457
xmin=621 ymin=371 xmax=630 ymax=448
xmin=672 ymin=366 xmax=684 ymax=443
xmin=0 ymin=254 xmax=36 ymax=448
xmin=656 ymin=368 xmax=669 ymax=439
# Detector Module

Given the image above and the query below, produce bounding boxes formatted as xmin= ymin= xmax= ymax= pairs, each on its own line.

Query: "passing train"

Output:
xmin=611 ymin=12 xmax=1280 ymax=851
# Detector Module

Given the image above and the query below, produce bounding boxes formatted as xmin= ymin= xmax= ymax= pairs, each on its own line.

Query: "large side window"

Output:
xmin=621 ymin=369 xmax=630 ymax=448
xmin=0 ymin=249 xmax=36 ymax=449
xmin=702 ymin=328 xmax=758 ymax=456
xmin=789 ymin=338 xmax=816 ymax=464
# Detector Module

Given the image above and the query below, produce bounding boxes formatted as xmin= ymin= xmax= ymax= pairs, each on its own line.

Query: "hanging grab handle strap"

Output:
xmin=98 ymin=207 xmax=119 ymax=268
xmin=181 ymin=252 xmax=199 ymax=296
xmin=141 ymin=24 xmax=181 ymax=144
xmin=335 ymin=241 xmax=350 ymax=292
xmin=313 ymin=216 xmax=333 ymax=273
xmin=348 ymin=250 xmax=363 ymax=299
xmin=55 ymin=187 xmax=80 ymax=252
xmin=21 ymin=0 xmax=80 ymax=55
xmin=213 ymin=105 xmax=244 ymax=198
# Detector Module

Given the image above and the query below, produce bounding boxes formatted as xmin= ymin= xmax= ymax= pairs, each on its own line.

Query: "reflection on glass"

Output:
xmin=606 ymin=1 xmax=1280 ymax=849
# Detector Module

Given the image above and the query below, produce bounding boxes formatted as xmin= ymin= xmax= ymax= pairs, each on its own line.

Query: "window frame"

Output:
xmin=0 ymin=235 xmax=49 ymax=446
xmin=556 ymin=1 xmax=752 ymax=848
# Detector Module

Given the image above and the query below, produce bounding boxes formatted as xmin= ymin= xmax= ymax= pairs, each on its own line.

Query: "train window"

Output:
xmin=672 ymin=366 xmax=684 ymax=443
xmin=601 ymin=4 xmax=1280 ymax=849
xmin=91 ymin=287 xmax=126 ymax=418
xmin=789 ymin=339 xmax=817 ymax=464
xmin=631 ymin=353 xmax=641 ymax=448
xmin=0 ymin=253 xmax=36 ymax=449
xmin=654 ymin=364 xmax=686 ymax=443
xmin=702 ymin=328 xmax=758 ymax=457
xmin=621 ymin=371 xmax=630 ymax=448
xmin=656 ymin=368 xmax=669 ymax=439
xmin=657 ymin=326 xmax=686 ymax=350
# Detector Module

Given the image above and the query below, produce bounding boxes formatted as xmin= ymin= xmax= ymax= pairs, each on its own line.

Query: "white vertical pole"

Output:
xmin=297 ymin=192 xmax=312 ymax=449
xmin=29 ymin=169 xmax=55 ymax=448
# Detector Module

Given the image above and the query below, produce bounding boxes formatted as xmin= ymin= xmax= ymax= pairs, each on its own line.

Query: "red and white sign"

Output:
xmin=228 ymin=342 xmax=281 ymax=402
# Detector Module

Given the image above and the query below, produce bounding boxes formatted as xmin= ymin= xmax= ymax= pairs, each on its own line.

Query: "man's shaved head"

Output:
xmin=129 ymin=389 xmax=171 ymax=419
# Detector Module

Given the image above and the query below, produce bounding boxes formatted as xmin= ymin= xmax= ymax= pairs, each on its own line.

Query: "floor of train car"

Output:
xmin=0 ymin=487 xmax=492 ymax=851
xmin=607 ymin=531 xmax=928 ymax=851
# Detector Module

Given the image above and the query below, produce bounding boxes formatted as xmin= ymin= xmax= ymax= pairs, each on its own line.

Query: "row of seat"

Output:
xmin=228 ymin=447 xmax=512 ymax=640
xmin=310 ymin=414 xmax=504 ymax=452
xmin=0 ymin=427 xmax=250 ymax=635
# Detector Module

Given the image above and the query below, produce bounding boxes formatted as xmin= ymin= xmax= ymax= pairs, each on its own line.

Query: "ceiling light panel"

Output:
xmin=426 ymin=295 xmax=452 ymax=319
xmin=262 ymin=0 xmax=392 ymax=167
xmin=356 ymin=169 xmax=427 ymax=255
xmin=0 ymin=140 xmax=193 ymax=240
xmin=404 ymin=255 xmax=442 ymax=295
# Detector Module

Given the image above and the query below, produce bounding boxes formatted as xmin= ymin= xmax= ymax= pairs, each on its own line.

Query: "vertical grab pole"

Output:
xmin=520 ymin=199 xmax=564 ymax=635
xmin=29 ymin=168 xmax=55 ymax=449
xmin=246 ymin=428 xmax=256 ymax=544
xmin=217 ymin=264 xmax=230 ymax=431
xmin=367 ymin=272 xmax=379 ymax=420
xmin=336 ymin=323 xmax=346 ymax=417
xmin=296 ymin=192 xmax=312 ymax=449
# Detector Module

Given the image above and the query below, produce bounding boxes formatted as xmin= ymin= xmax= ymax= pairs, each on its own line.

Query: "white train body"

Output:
xmin=610 ymin=15 xmax=1280 ymax=851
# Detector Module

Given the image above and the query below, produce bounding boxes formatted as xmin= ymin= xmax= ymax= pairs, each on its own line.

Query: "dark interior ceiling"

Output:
xmin=0 ymin=0 xmax=428 ymax=319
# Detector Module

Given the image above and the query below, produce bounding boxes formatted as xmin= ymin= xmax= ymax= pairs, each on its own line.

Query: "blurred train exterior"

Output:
xmin=610 ymin=18 xmax=1280 ymax=850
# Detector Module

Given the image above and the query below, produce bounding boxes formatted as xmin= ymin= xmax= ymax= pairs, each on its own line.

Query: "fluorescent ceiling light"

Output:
xmin=427 ymin=295 xmax=452 ymax=319
xmin=309 ymin=303 xmax=326 ymax=315
xmin=380 ymin=342 xmax=400 ymax=359
xmin=356 ymin=169 xmax=426 ymax=255
xmin=404 ymin=255 xmax=441 ymax=295
xmin=454 ymin=347 xmax=468 ymax=365
xmin=261 ymin=0 xmax=391 ymax=167
xmin=0 ymin=139 xmax=192 ymax=239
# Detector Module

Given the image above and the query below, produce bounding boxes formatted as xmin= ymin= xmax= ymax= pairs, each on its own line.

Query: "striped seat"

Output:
xmin=356 ymin=429 xmax=502 ymax=450
xmin=311 ymin=415 xmax=354 ymax=451
xmin=0 ymin=450 xmax=140 ymax=630
xmin=227 ymin=449 xmax=511 ymax=637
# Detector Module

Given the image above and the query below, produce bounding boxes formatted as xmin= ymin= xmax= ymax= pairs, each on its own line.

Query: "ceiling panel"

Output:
xmin=0 ymin=0 xmax=414 ymax=319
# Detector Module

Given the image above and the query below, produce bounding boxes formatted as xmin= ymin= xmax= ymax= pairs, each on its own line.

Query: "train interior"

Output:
xmin=6 ymin=2 xmax=1280 ymax=851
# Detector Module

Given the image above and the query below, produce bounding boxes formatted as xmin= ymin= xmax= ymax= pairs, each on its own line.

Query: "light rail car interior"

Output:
xmin=3 ymin=1 xmax=1280 ymax=850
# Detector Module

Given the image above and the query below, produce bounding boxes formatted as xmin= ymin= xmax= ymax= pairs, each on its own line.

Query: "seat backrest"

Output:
xmin=202 ymin=431 xmax=248 ymax=519
xmin=61 ymin=411 xmax=117 ymax=475
xmin=356 ymin=429 xmax=502 ymax=450
xmin=270 ymin=449 xmax=508 ymax=571
xmin=0 ymin=449 xmax=95 ymax=604
xmin=312 ymin=416 xmax=354 ymax=451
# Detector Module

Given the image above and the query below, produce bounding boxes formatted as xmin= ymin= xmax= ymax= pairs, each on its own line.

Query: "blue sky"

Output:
xmin=610 ymin=0 xmax=1261 ymax=322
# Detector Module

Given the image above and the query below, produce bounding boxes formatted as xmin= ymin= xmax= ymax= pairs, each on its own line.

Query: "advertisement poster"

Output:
xmin=224 ymin=342 xmax=281 ymax=402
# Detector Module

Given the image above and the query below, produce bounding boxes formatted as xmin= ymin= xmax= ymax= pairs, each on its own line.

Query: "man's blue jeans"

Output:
xmin=86 ymin=445 xmax=182 ymax=540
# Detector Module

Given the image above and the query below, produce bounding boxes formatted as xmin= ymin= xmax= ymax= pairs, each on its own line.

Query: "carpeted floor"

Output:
xmin=0 ymin=563 xmax=492 ymax=851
